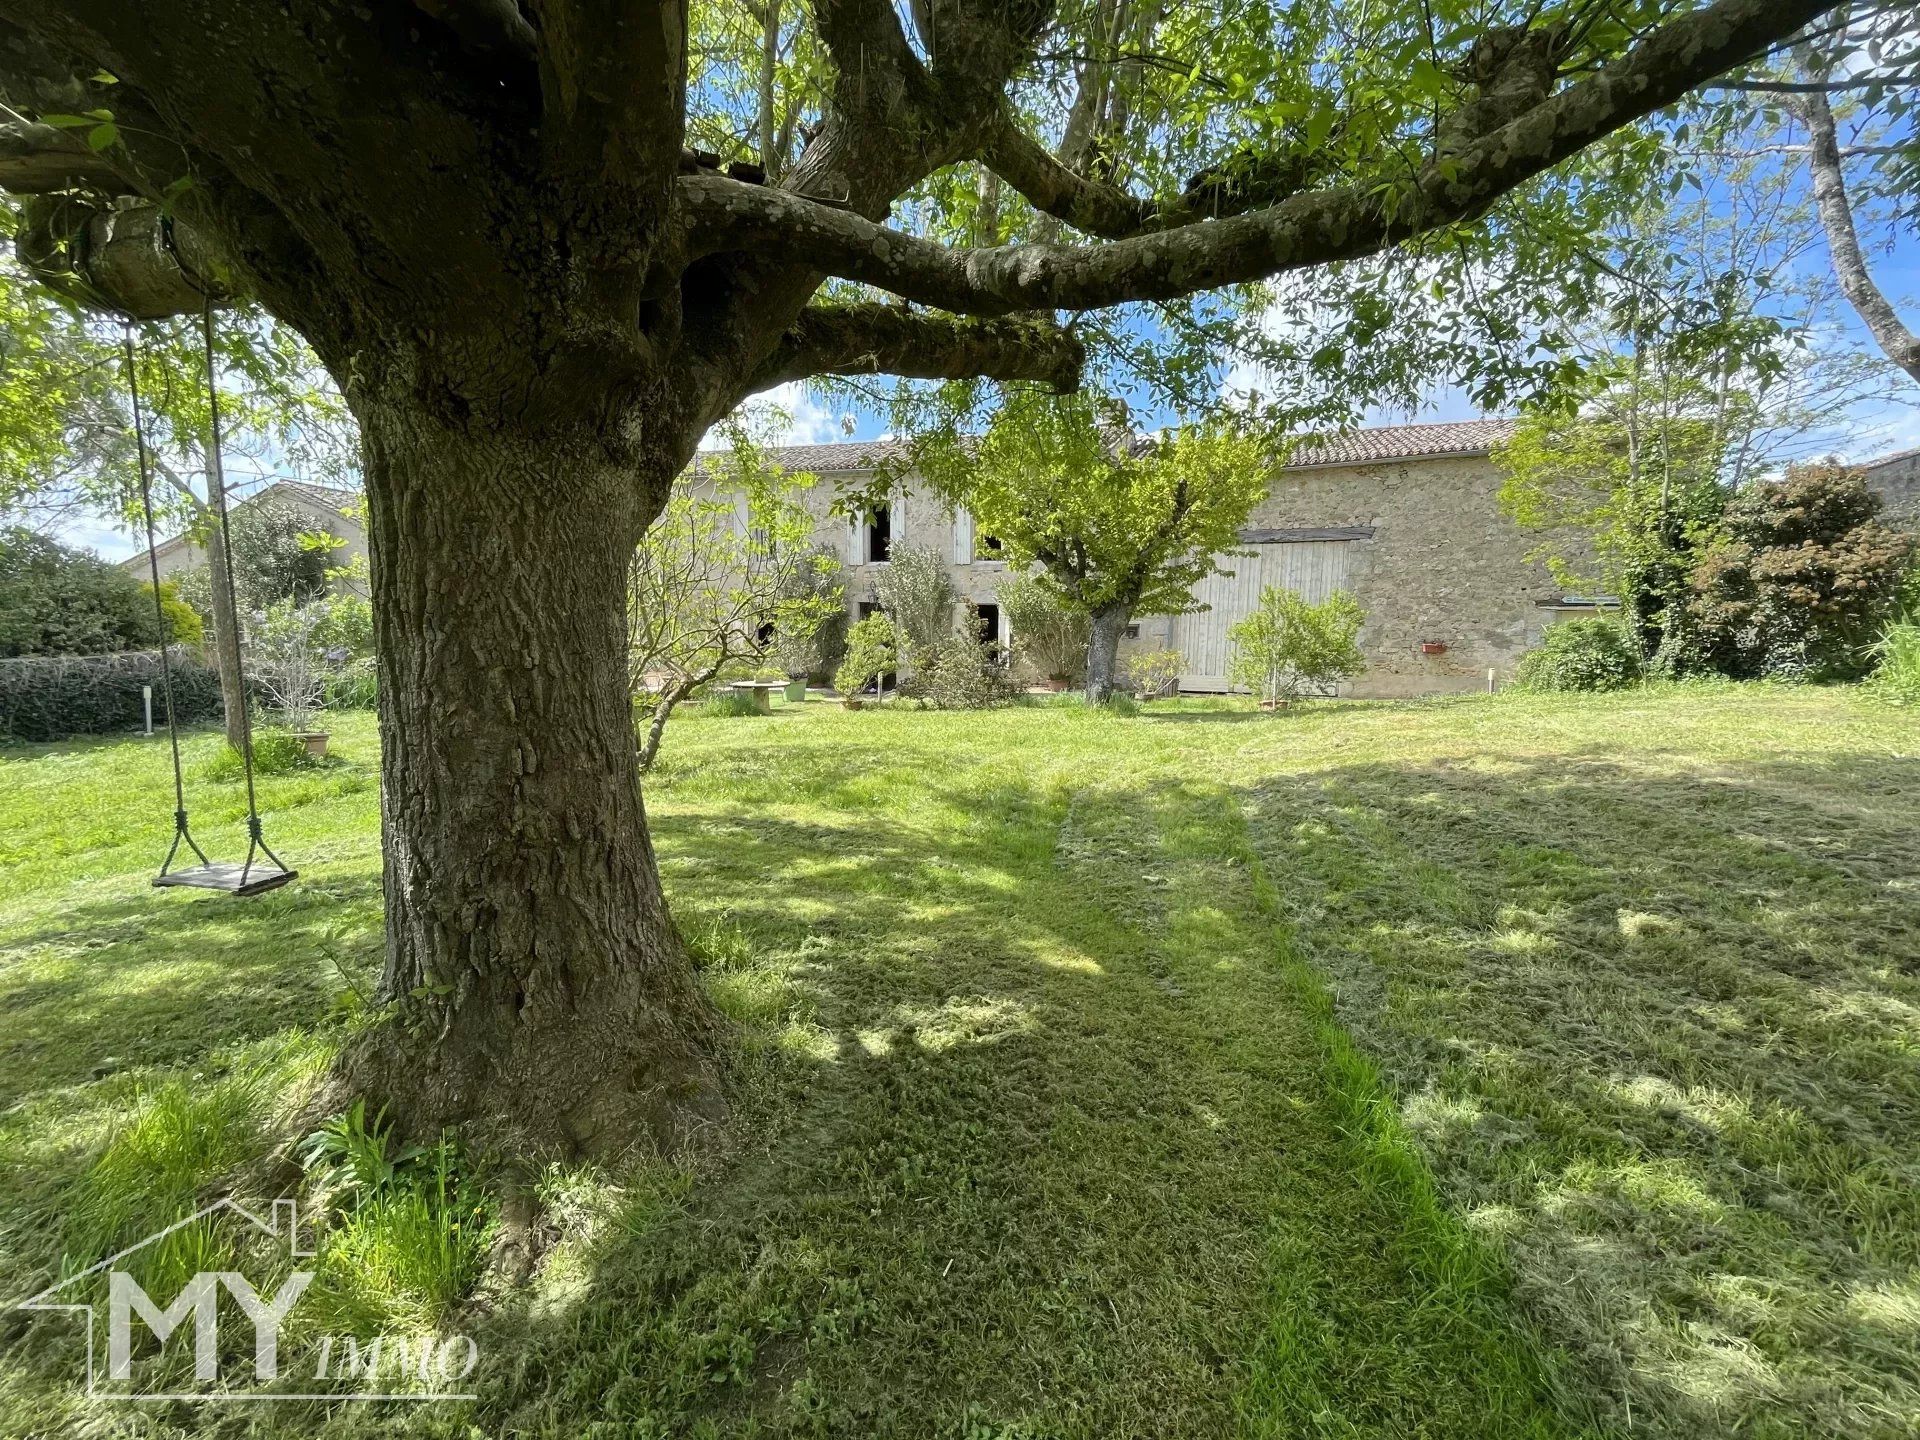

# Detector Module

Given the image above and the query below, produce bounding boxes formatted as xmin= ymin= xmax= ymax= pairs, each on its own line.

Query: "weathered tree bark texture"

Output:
xmin=345 ymin=386 xmax=721 ymax=1154
xmin=1801 ymin=87 xmax=1920 ymax=385
xmin=1084 ymin=604 xmax=1132 ymax=701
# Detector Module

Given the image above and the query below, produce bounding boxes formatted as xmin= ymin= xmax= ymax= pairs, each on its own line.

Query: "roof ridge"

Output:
xmin=692 ymin=417 xmax=1519 ymax=475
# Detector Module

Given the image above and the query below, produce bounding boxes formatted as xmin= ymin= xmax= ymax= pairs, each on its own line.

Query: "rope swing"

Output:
xmin=127 ymin=305 xmax=297 ymax=898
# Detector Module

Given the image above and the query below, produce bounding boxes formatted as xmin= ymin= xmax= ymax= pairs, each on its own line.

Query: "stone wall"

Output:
xmin=721 ymin=450 xmax=1582 ymax=698
xmin=1863 ymin=449 xmax=1920 ymax=528
xmin=1151 ymin=453 xmax=1576 ymax=698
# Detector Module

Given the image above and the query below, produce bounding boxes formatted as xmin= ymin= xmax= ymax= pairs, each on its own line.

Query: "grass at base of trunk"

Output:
xmin=0 ymin=686 xmax=1913 ymax=1436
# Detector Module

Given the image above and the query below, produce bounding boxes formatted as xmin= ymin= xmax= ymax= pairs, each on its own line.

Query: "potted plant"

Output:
xmin=752 ymin=665 xmax=802 ymax=705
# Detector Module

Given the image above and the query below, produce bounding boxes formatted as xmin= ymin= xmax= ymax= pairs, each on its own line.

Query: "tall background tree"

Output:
xmin=1710 ymin=1 xmax=1920 ymax=386
xmin=0 ymin=0 xmax=1847 ymax=1155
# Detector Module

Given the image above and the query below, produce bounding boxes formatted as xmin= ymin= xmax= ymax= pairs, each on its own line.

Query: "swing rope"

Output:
xmin=125 ymin=324 xmax=211 ymax=878
xmin=124 ymin=309 xmax=295 ymax=896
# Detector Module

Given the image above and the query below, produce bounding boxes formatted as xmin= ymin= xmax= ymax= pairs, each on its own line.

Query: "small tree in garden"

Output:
xmin=252 ymin=600 xmax=329 ymax=733
xmin=998 ymin=571 xmax=1089 ymax=688
xmin=227 ymin=498 xmax=334 ymax=613
xmin=835 ymin=615 xmax=902 ymax=702
xmin=628 ymin=446 xmax=840 ymax=771
xmin=917 ymin=390 xmax=1268 ymax=701
xmin=1687 ymin=465 xmax=1915 ymax=680
xmin=872 ymin=546 xmax=957 ymax=656
xmin=1124 ymin=649 xmax=1184 ymax=700
xmin=1228 ymin=588 xmax=1366 ymax=706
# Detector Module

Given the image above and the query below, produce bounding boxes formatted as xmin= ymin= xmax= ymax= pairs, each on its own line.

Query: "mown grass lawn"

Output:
xmin=0 ymin=687 xmax=1915 ymax=1438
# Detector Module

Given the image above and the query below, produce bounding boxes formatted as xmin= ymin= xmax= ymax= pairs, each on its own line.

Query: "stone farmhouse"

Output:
xmin=131 ymin=430 xmax=1918 ymax=699
xmin=698 ymin=419 xmax=1598 ymax=697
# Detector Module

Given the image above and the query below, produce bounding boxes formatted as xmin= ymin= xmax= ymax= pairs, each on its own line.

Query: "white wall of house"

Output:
xmin=124 ymin=481 xmax=368 ymax=596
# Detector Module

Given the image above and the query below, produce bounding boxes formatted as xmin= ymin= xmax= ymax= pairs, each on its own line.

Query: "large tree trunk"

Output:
xmin=341 ymin=393 xmax=723 ymax=1158
xmin=1084 ymin=603 xmax=1132 ymax=702
xmin=203 ymin=519 xmax=249 ymax=753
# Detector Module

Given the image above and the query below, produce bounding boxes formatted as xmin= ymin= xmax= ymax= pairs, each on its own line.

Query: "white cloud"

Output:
xmin=700 ymin=382 xmax=852 ymax=449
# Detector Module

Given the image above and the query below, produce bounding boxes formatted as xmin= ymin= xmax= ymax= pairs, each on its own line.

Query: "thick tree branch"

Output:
xmin=0 ymin=119 xmax=128 ymax=192
xmin=978 ymin=112 xmax=1150 ymax=238
xmin=1800 ymin=83 xmax=1920 ymax=383
xmin=685 ymin=0 xmax=1842 ymax=317
xmin=1713 ymin=71 xmax=1918 ymax=90
xmin=748 ymin=303 xmax=1085 ymax=390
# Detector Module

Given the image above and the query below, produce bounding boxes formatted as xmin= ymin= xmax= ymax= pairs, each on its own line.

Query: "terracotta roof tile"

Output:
xmin=1282 ymin=419 xmax=1519 ymax=467
xmin=693 ymin=419 xmax=1518 ymax=477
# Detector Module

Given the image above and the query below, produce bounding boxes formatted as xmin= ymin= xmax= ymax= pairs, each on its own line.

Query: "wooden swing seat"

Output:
xmin=153 ymin=862 xmax=298 ymax=898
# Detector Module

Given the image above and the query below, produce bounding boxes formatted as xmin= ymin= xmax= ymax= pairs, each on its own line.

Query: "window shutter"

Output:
xmin=954 ymin=507 xmax=974 ymax=565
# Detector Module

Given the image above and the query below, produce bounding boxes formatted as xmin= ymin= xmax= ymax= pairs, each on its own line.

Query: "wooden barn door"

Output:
xmin=1176 ymin=541 xmax=1353 ymax=691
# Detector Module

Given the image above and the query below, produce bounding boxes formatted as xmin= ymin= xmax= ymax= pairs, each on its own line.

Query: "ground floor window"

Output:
xmin=976 ymin=603 xmax=1001 ymax=648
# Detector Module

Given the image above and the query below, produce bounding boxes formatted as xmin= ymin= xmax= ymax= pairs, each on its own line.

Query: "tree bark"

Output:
xmin=1801 ymin=86 xmax=1920 ymax=385
xmin=1084 ymin=603 xmax=1131 ymax=702
xmin=203 ymin=509 xmax=249 ymax=753
xmin=341 ymin=392 xmax=723 ymax=1158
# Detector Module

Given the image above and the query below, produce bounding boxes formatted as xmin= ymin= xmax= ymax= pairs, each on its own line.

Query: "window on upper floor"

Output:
xmin=866 ymin=506 xmax=892 ymax=563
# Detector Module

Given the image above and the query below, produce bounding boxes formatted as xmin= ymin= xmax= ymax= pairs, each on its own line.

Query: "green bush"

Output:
xmin=898 ymin=632 xmax=1023 ymax=709
xmin=835 ymin=614 xmax=901 ymax=696
xmin=202 ymin=728 xmax=322 ymax=780
xmin=1123 ymin=647 xmax=1183 ymax=699
xmin=1226 ymin=587 xmax=1366 ymax=703
xmin=1866 ymin=619 xmax=1920 ymax=706
xmin=0 ymin=528 xmax=192 ymax=657
xmin=0 ymin=648 xmax=223 ymax=741
xmin=1513 ymin=618 xmax=1644 ymax=693
xmin=1686 ymin=465 xmax=1914 ymax=681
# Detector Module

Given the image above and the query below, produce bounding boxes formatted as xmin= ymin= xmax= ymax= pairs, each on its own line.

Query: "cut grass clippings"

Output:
xmin=0 ymin=686 xmax=1914 ymax=1436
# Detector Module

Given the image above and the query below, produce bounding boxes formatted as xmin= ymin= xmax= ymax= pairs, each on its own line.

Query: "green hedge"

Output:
xmin=0 ymin=648 xmax=224 ymax=742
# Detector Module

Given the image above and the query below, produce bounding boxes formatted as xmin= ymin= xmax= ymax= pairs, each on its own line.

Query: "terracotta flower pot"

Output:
xmin=298 ymin=731 xmax=331 ymax=757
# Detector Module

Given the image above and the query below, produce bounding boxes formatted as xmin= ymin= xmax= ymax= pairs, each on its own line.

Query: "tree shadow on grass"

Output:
xmin=8 ymin=723 xmax=1914 ymax=1438
xmin=1236 ymin=747 xmax=1920 ymax=1439
xmin=473 ymin=763 xmax=1593 ymax=1440
xmin=0 ymin=874 xmax=384 ymax=1105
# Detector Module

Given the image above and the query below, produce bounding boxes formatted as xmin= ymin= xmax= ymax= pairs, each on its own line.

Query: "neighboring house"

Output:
xmin=1860 ymin=445 xmax=1920 ymax=527
xmin=123 ymin=480 xmax=367 ymax=594
xmin=697 ymin=419 xmax=1598 ymax=697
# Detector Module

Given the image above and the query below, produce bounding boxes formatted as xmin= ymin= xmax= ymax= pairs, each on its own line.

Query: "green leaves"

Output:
xmin=37 ymin=108 xmax=118 ymax=154
xmin=916 ymin=387 xmax=1272 ymax=620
